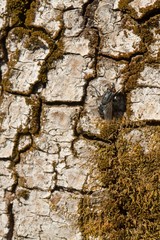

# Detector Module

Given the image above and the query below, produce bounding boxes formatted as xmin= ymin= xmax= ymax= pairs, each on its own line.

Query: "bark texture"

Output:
xmin=0 ymin=0 xmax=160 ymax=239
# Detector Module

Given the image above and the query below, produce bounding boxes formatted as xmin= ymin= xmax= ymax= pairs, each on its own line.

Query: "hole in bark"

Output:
xmin=32 ymin=82 xmax=44 ymax=94
xmin=113 ymin=92 xmax=126 ymax=119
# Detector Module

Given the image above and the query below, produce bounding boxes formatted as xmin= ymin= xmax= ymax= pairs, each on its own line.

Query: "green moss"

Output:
xmin=18 ymin=176 xmax=27 ymax=187
xmin=0 ymin=93 xmax=6 ymax=129
xmin=119 ymin=55 xmax=144 ymax=119
xmin=121 ymin=14 xmax=160 ymax=117
xmin=125 ymin=56 xmax=144 ymax=91
xmin=118 ymin=0 xmax=138 ymax=20
xmin=118 ymin=2 xmax=159 ymax=63
xmin=2 ymin=27 xmax=57 ymax=93
xmin=7 ymin=0 xmax=31 ymax=26
xmin=97 ymin=119 xmax=121 ymax=141
xmin=25 ymin=96 xmax=41 ymax=134
xmin=25 ymin=30 xmax=54 ymax=50
xmin=10 ymin=27 xmax=28 ymax=39
xmin=77 ymin=117 xmax=122 ymax=142
xmin=83 ymin=28 xmax=98 ymax=57
xmin=2 ymin=48 xmax=20 ymax=92
xmin=118 ymin=0 xmax=133 ymax=10
xmin=25 ymin=0 xmax=37 ymax=26
xmin=25 ymin=0 xmax=63 ymax=38
xmin=2 ymin=28 xmax=28 ymax=92
xmin=25 ymin=35 xmax=46 ymax=51
xmin=38 ymin=38 xmax=64 ymax=85
xmin=139 ymin=1 xmax=160 ymax=19
xmin=79 ymin=127 xmax=160 ymax=239
xmin=95 ymin=142 xmax=118 ymax=187
xmin=118 ymin=0 xmax=160 ymax=20
xmin=79 ymin=193 xmax=111 ymax=239
xmin=142 ymin=15 xmax=160 ymax=63
xmin=24 ymin=30 xmax=55 ymax=84
xmin=112 ymin=12 xmax=159 ymax=119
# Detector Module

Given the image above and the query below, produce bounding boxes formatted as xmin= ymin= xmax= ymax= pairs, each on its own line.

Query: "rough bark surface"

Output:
xmin=0 ymin=0 xmax=159 ymax=239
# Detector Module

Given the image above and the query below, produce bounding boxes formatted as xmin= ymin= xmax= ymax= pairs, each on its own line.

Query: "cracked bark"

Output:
xmin=0 ymin=0 xmax=160 ymax=239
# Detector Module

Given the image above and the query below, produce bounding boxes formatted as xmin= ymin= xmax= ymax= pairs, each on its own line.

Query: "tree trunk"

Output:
xmin=0 ymin=0 xmax=159 ymax=239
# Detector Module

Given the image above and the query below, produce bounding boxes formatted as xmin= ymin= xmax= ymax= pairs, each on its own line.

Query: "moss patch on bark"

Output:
xmin=79 ymin=126 xmax=160 ymax=239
